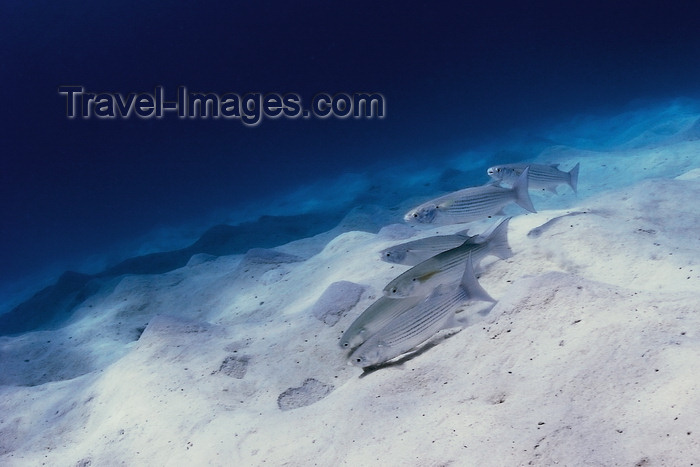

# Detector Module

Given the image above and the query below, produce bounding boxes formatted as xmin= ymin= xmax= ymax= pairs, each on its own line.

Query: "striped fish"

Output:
xmin=339 ymin=295 xmax=424 ymax=351
xmin=350 ymin=254 xmax=494 ymax=368
xmin=487 ymin=162 xmax=579 ymax=194
xmin=404 ymin=167 xmax=535 ymax=225
xmin=383 ymin=218 xmax=511 ymax=298
xmin=379 ymin=229 xmax=475 ymax=266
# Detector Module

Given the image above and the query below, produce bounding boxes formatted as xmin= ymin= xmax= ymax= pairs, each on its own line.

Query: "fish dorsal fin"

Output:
xmin=460 ymin=254 xmax=495 ymax=303
xmin=458 ymin=233 xmax=482 ymax=245
xmin=483 ymin=216 xmax=511 ymax=240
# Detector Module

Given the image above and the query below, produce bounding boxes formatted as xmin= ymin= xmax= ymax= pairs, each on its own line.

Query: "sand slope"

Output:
xmin=1 ymin=111 xmax=700 ymax=466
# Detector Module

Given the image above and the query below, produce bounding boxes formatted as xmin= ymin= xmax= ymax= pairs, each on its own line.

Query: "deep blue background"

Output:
xmin=2 ymin=0 xmax=700 ymax=296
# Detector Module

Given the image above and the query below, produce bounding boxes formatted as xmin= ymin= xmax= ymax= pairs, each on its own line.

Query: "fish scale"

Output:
xmin=339 ymin=295 xmax=423 ymax=351
xmin=344 ymin=219 xmax=507 ymax=351
xmin=443 ymin=188 xmax=513 ymax=212
xmin=488 ymin=162 xmax=579 ymax=193
xmin=377 ymin=289 xmax=466 ymax=347
xmin=350 ymin=254 xmax=494 ymax=368
xmin=384 ymin=218 xmax=511 ymax=297
xmin=379 ymin=231 xmax=473 ymax=266
xmin=405 ymin=167 xmax=535 ymax=225
xmin=384 ymin=241 xmax=487 ymax=296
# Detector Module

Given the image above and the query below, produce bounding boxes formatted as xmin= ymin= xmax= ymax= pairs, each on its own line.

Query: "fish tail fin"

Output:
xmin=513 ymin=166 xmax=537 ymax=213
xmin=485 ymin=217 xmax=513 ymax=260
xmin=460 ymin=254 xmax=495 ymax=303
xmin=568 ymin=162 xmax=580 ymax=193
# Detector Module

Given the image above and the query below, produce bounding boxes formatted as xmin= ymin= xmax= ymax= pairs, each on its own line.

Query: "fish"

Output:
xmin=338 ymin=295 xmax=424 ymax=351
xmin=404 ymin=167 xmax=535 ymax=225
xmin=383 ymin=217 xmax=511 ymax=298
xmin=526 ymin=210 xmax=590 ymax=238
xmin=379 ymin=229 xmax=475 ymax=266
xmin=350 ymin=254 xmax=494 ymax=368
xmin=487 ymin=162 xmax=579 ymax=194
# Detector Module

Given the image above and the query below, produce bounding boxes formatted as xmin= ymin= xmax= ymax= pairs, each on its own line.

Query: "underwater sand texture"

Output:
xmin=1 ymin=108 xmax=700 ymax=466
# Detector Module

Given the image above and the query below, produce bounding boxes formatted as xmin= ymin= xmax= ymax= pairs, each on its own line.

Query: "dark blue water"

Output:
xmin=3 ymin=0 xmax=700 ymax=307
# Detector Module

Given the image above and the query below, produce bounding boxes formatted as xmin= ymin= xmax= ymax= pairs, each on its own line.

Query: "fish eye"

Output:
xmin=391 ymin=287 xmax=397 ymax=294
xmin=385 ymin=252 xmax=391 ymax=257
xmin=342 ymin=342 xmax=348 ymax=347
xmin=413 ymin=213 xmax=418 ymax=218
xmin=411 ymin=277 xmax=416 ymax=282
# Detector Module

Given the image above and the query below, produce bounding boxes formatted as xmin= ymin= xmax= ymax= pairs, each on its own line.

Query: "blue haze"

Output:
xmin=2 ymin=0 xmax=700 ymax=311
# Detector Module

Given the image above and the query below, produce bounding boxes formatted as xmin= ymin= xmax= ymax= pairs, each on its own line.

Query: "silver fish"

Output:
xmin=404 ymin=167 xmax=535 ymax=225
xmin=339 ymin=295 xmax=424 ymax=351
xmin=383 ymin=217 xmax=511 ymax=298
xmin=379 ymin=230 xmax=475 ymax=266
xmin=350 ymin=254 xmax=494 ymax=368
xmin=487 ymin=162 xmax=579 ymax=194
xmin=527 ymin=210 xmax=590 ymax=238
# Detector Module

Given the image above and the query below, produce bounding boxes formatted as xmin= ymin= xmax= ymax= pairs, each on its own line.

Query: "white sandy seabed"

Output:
xmin=1 ymin=103 xmax=700 ymax=466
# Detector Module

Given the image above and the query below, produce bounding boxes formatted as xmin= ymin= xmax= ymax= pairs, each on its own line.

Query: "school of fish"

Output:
xmin=339 ymin=161 xmax=580 ymax=369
